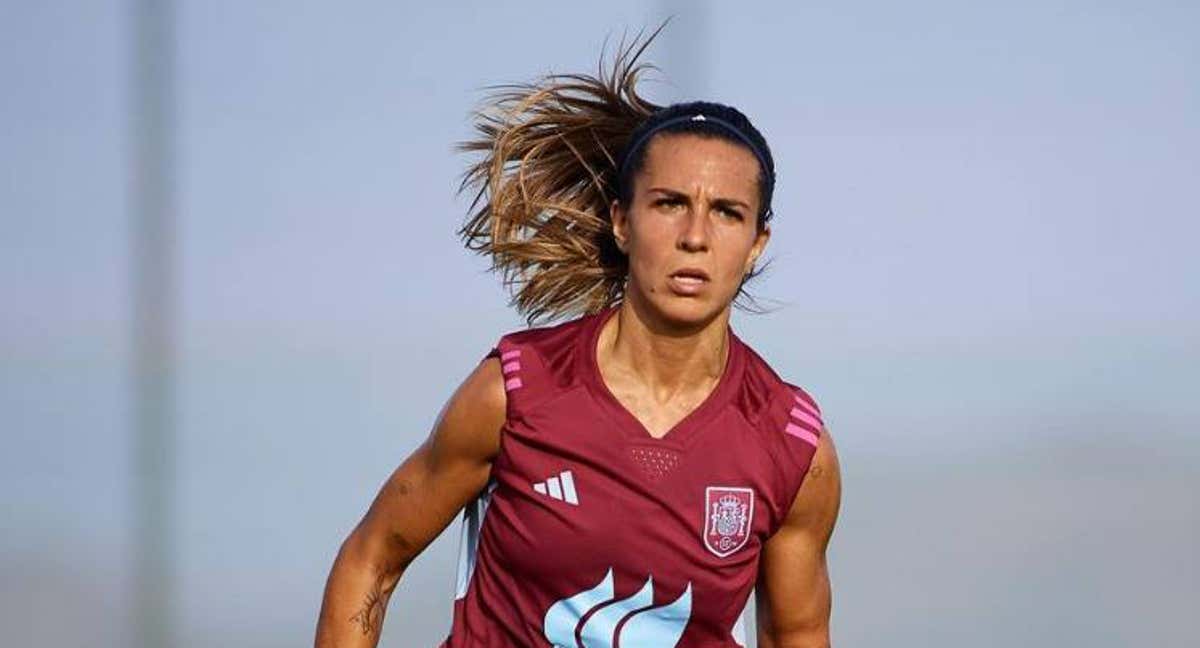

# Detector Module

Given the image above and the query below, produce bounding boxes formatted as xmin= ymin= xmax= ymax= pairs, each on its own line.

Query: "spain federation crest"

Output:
xmin=703 ymin=486 xmax=754 ymax=558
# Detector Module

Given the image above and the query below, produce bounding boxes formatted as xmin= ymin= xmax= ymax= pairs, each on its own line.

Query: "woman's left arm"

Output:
xmin=755 ymin=427 xmax=842 ymax=648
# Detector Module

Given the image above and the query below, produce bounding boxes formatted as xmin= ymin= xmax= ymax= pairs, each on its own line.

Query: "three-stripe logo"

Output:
xmin=784 ymin=389 xmax=823 ymax=448
xmin=533 ymin=470 xmax=579 ymax=506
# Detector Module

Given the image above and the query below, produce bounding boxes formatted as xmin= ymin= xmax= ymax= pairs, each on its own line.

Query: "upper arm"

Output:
xmin=756 ymin=426 xmax=842 ymax=648
xmin=345 ymin=355 xmax=507 ymax=575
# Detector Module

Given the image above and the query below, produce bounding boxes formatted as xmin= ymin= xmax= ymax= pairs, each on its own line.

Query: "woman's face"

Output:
xmin=611 ymin=133 xmax=771 ymax=330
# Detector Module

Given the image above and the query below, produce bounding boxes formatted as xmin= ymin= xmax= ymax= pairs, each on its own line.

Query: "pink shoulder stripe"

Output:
xmin=784 ymin=422 xmax=821 ymax=448
xmin=789 ymin=405 xmax=822 ymax=432
xmin=499 ymin=347 xmax=523 ymax=392
xmin=793 ymin=391 xmax=821 ymax=416
xmin=781 ymin=386 xmax=823 ymax=448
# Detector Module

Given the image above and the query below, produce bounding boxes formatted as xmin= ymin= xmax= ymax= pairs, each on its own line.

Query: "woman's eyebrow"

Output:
xmin=646 ymin=187 xmax=751 ymax=212
xmin=646 ymin=187 xmax=687 ymax=198
xmin=712 ymin=197 xmax=750 ymax=210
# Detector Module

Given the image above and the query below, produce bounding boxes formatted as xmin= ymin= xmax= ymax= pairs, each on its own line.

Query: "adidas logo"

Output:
xmin=532 ymin=470 xmax=578 ymax=506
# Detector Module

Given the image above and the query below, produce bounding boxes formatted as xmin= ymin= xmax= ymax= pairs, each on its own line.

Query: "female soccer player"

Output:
xmin=315 ymin=35 xmax=841 ymax=648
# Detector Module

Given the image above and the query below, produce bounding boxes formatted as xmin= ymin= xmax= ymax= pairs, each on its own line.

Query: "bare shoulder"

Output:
xmin=426 ymin=354 xmax=507 ymax=465
xmin=784 ymin=426 xmax=841 ymax=536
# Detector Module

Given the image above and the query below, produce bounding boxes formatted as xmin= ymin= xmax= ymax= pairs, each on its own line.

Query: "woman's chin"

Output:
xmin=639 ymin=291 xmax=726 ymax=332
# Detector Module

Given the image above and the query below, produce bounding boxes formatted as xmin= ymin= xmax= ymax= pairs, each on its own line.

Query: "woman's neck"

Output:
xmin=600 ymin=298 xmax=731 ymax=397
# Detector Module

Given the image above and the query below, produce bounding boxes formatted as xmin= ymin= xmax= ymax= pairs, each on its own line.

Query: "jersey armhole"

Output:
xmin=481 ymin=331 xmax=569 ymax=447
xmin=482 ymin=333 xmax=538 ymax=428
xmin=763 ymin=381 xmax=826 ymax=536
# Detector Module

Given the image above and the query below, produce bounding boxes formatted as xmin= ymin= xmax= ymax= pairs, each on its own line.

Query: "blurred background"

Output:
xmin=2 ymin=1 xmax=1197 ymax=646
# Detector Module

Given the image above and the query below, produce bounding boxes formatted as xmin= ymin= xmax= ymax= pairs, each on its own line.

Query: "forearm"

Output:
xmin=315 ymin=532 xmax=406 ymax=648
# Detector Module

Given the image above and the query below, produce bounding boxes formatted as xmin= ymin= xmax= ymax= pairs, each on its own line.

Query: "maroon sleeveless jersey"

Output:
xmin=441 ymin=306 xmax=825 ymax=648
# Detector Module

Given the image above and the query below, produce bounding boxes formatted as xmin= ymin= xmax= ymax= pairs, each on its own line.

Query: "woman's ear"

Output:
xmin=745 ymin=224 xmax=771 ymax=274
xmin=610 ymin=199 xmax=629 ymax=254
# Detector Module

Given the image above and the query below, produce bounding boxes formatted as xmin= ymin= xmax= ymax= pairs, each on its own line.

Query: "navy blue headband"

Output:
xmin=619 ymin=112 xmax=774 ymax=182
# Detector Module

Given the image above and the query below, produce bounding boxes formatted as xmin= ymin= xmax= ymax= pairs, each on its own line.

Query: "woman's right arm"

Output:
xmin=314 ymin=355 xmax=507 ymax=647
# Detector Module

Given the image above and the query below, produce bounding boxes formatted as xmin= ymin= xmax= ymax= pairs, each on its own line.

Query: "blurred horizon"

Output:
xmin=2 ymin=1 xmax=1197 ymax=646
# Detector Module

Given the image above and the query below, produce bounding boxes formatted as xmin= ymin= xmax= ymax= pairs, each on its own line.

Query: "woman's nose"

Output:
xmin=677 ymin=208 xmax=710 ymax=252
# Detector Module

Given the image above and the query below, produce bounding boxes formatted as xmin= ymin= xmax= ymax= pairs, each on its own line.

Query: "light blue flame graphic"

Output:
xmin=543 ymin=568 xmax=614 ymax=647
xmin=542 ymin=569 xmax=692 ymax=648
xmin=579 ymin=576 xmax=655 ymax=647
xmin=619 ymin=582 xmax=692 ymax=646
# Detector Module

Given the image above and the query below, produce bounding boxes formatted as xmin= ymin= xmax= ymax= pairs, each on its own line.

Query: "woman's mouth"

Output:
xmin=668 ymin=269 xmax=710 ymax=295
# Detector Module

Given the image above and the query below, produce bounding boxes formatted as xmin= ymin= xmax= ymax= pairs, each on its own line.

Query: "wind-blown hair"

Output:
xmin=457 ymin=29 xmax=775 ymax=325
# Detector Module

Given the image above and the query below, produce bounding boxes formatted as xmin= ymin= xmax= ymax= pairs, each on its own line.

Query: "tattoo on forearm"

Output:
xmin=348 ymin=571 xmax=386 ymax=636
xmin=346 ymin=545 xmax=415 ymax=637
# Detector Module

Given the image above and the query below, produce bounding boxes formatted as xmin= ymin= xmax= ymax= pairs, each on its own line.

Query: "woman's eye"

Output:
xmin=655 ymin=198 xmax=683 ymax=209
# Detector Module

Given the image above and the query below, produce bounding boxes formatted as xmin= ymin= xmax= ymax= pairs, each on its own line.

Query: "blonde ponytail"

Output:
xmin=456 ymin=28 xmax=666 ymax=325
